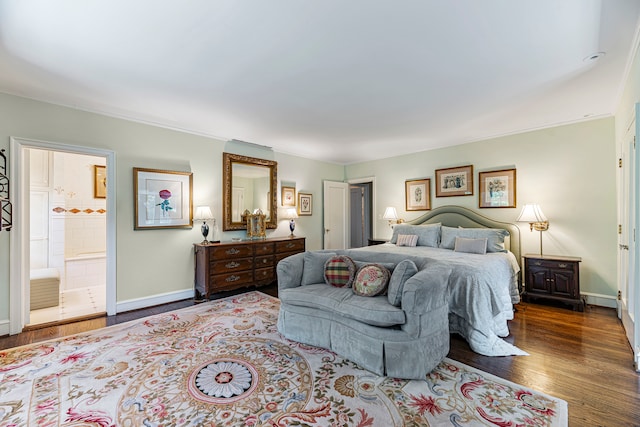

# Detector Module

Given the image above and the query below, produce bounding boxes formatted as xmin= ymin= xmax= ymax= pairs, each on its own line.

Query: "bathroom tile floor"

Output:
xmin=28 ymin=286 xmax=106 ymax=326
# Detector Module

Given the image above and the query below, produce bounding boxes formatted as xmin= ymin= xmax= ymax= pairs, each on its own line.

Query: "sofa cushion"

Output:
xmin=301 ymin=251 xmax=336 ymax=285
xmin=353 ymin=264 xmax=390 ymax=297
xmin=324 ymin=255 xmax=357 ymax=287
xmin=280 ymin=285 xmax=405 ymax=327
xmin=339 ymin=293 xmax=405 ymax=327
xmin=387 ymin=259 xmax=419 ymax=306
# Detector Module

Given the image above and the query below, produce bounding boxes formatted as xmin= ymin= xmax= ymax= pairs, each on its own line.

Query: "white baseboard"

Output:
xmin=582 ymin=292 xmax=617 ymax=309
xmin=116 ymin=288 xmax=195 ymax=313
xmin=0 ymin=319 xmax=9 ymax=337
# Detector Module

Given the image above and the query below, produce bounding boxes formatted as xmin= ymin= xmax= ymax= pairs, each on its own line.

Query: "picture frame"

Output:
xmin=246 ymin=210 xmax=266 ymax=239
xmin=281 ymin=186 xmax=296 ymax=207
xmin=94 ymin=165 xmax=106 ymax=199
xmin=298 ymin=192 xmax=312 ymax=216
xmin=479 ymin=168 xmax=517 ymax=208
xmin=435 ymin=165 xmax=474 ymax=197
xmin=133 ymin=167 xmax=193 ymax=230
xmin=405 ymin=178 xmax=430 ymax=211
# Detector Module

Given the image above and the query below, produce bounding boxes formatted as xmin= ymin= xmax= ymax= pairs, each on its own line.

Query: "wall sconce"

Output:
xmin=382 ymin=207 xmax=403 ymax=227
xmin=517 ymin=203 xmax=549 ymax=255
xmin=194 ymin=205 xmax=214 ymax=244
xmin=283 ymin=208 xmax=298 ymax=237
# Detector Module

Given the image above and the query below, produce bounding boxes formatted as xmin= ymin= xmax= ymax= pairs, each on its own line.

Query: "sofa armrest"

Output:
xmin=401 ymin=262 xmax=451 ymax=314
xmin=277 ymin=252 xmax=305 ymax=291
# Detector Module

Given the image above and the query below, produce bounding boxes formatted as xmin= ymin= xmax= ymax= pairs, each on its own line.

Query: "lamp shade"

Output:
xmin=516 ymin=204 xmax=547 ymax=223
xmin=283 ymin=208 xmax=298 ymax=219
xmin=194 ymin=205 xmax=214 ymax=221
xmin=382 ymin=207 xmax=398 ymax=220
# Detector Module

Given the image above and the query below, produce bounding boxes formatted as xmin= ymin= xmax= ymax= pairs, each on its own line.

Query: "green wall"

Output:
xmin=0 ymin=92 xmax=343 ymax=327
xmin=346 ymin=118 xmax=618 ymax=300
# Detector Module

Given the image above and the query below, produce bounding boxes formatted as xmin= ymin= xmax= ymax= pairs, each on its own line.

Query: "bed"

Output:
xmin=353 ymin=205 xmax=526 ymax=357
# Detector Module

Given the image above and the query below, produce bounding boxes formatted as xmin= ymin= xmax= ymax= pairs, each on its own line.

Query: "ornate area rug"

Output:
xmin=0 ymin=291 xmax=567 ymax=426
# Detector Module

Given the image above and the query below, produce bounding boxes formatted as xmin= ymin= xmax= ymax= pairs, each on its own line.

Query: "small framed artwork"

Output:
xmin=405 ymin=178 xmax=430 ymax=211
xmin=479 ymin=168 xmax=516 ymax=208
xmin=435 ymin=165 xmax=474 ymax=197
xmin=133 ymin=167 xmax=193 ymax=230
xmin=281 ymin=186 xmax=296 ymax=207
xmin=298 ymin=192 xmax=312 ymax=216
xmin=94 ymin=165 xmax=106 ymax=199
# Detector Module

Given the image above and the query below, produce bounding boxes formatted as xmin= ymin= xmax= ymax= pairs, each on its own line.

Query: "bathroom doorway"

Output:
xmin=28 ymin=148 xmax=107 ymax=325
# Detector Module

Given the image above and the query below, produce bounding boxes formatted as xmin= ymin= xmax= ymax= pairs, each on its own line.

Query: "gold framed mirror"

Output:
xmin=223 ymin=153 xmax=278 ymax=231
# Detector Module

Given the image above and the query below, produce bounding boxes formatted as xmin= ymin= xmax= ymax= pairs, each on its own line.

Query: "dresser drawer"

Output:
xmin=255 ymin=255 xmax=274 ymax=268
xmin=210 ymin=244 xmax=253 ymax=260
xmin=211 ymin=271 xmax=254 ymax=289
xmin=275 ymin=239 xmax=305 ymax=254
xmin=255 ymin=267 xmax=275 ymax=283
xmin=254 ymin=242 xmax=275 ymax=256
xmin=211 ymin=258 xmax=253 ymax=274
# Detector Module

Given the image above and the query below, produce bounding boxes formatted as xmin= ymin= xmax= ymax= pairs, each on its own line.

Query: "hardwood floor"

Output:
xmin=1 ymin=285 xmax=638 ymax=426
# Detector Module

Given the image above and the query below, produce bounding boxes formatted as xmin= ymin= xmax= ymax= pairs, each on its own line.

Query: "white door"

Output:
xmin=619 ymin=103 xmax=640 ymax=370
xmin=323 ymin=180 xmax=349 ymax=250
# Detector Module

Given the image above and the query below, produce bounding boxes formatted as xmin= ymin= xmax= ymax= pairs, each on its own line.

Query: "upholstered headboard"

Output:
xmin=406 ymin=205 xmax=522 ymax=269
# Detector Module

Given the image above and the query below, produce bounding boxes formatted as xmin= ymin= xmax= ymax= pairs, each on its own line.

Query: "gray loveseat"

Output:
xmin=276 ymin=249 xmax=451 ymax=380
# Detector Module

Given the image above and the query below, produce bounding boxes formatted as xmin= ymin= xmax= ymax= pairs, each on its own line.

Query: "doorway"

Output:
xmin=9 ymin=137 xmax=116 ymax=335
xmin=349 ymin=182 xmax=372 ymax=248
xmin=28 ymin=148 xmax=107 ymax=326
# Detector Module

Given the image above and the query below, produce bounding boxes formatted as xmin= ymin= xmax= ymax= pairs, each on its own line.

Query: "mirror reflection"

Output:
xmin=223 ymin=153 xmax=277 ymax=231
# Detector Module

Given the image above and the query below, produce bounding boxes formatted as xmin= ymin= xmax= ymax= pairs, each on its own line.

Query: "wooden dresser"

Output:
xmin=194 ymin=236 xmax=305 ymax=300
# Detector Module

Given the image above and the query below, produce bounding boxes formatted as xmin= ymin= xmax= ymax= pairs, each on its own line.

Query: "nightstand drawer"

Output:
xmin=527 ymin=259 xmax=577 ymax=270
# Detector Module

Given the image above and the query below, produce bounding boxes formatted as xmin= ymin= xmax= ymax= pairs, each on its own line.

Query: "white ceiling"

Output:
xmin=0 ymin=1 xmax=639 ymax=164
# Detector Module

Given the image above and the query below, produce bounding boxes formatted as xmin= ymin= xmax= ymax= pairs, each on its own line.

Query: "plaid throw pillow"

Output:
xmin=323 ymin=255 xmax=356 ymax=287
xmin=396 ymin=234 xmax=418 ymax=247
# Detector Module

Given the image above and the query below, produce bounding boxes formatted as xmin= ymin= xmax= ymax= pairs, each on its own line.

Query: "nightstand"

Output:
xmin=367 ymin=238 xmax=389 ymax=246
xmin=523 ymin=254 xmax=584 ymax=311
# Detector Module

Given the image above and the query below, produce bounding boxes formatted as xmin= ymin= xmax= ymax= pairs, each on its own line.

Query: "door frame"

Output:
xmin=348 ymin=176 xmax=376 ymax=245
xmin=9 ymin=137 xmax=117 ymax=335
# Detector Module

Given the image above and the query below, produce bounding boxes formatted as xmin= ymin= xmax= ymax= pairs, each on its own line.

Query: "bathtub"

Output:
xmin=64 ymin=252 xmax=106 ymax=291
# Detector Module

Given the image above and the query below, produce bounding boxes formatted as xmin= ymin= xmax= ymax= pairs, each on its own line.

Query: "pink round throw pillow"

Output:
xmin=324 ymin=255 xmax=357 ymax=287
xmin=352 ymin=264 xmax=390 ymax=297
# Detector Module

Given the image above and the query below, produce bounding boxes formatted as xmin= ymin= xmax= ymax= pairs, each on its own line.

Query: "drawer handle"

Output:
xmin=533 ymin=262 xmax=542 ymax=266
xmin=225 ymin=261 xmax=240 ymax=269
xmin=286 ymin=243 xmax=295 ymax=249
xmin=226 ymin=275 xmax=240 ymax=282
xmin=226 ymin=248 xmax=240 ymax=255
xmin=262 ymin=258 xmax=268 ymax=264
xmin=558 ymin=263 xmax=567 ymax=268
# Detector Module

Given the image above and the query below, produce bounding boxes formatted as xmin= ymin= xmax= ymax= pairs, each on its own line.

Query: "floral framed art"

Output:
xmin=479 ymin=168 xmax=516 ymax=208
xmin=133 ymin=167 xmax=193 ymax=230
xmin=405 ymin=178 xmax=430 ymax=211
xmin=298 ymin=192 xmax=312 ymax=216
xmin=94 ymin=165 xmax=106 ymax=199
xmin=281 ymin=186 xmax=296 ymax=207
xmin=435 ymin=165 xmax=473 ymax=197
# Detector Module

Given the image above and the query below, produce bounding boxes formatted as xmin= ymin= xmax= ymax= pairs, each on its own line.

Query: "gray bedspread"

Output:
xmin=352 ymin=244 xmax=527 ymax=356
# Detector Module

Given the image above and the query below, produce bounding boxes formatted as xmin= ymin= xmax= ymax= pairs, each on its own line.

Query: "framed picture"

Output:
xmin=479 ymin=168 xmax=516 ymax=208
xmin=435 ymin=165 xmax=473 ymax=197
xmin=405 ymin=178 xmax=430 ymax=211
xmin=298 ymin=192 xmax=312 ymax=216
xmin=281 ymin=186 xmax=296 ymax=207
xmin=133 ymin=167 xmax=193 ymax=230
xmin=94 ymin=165 xmax=106 ymax=199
